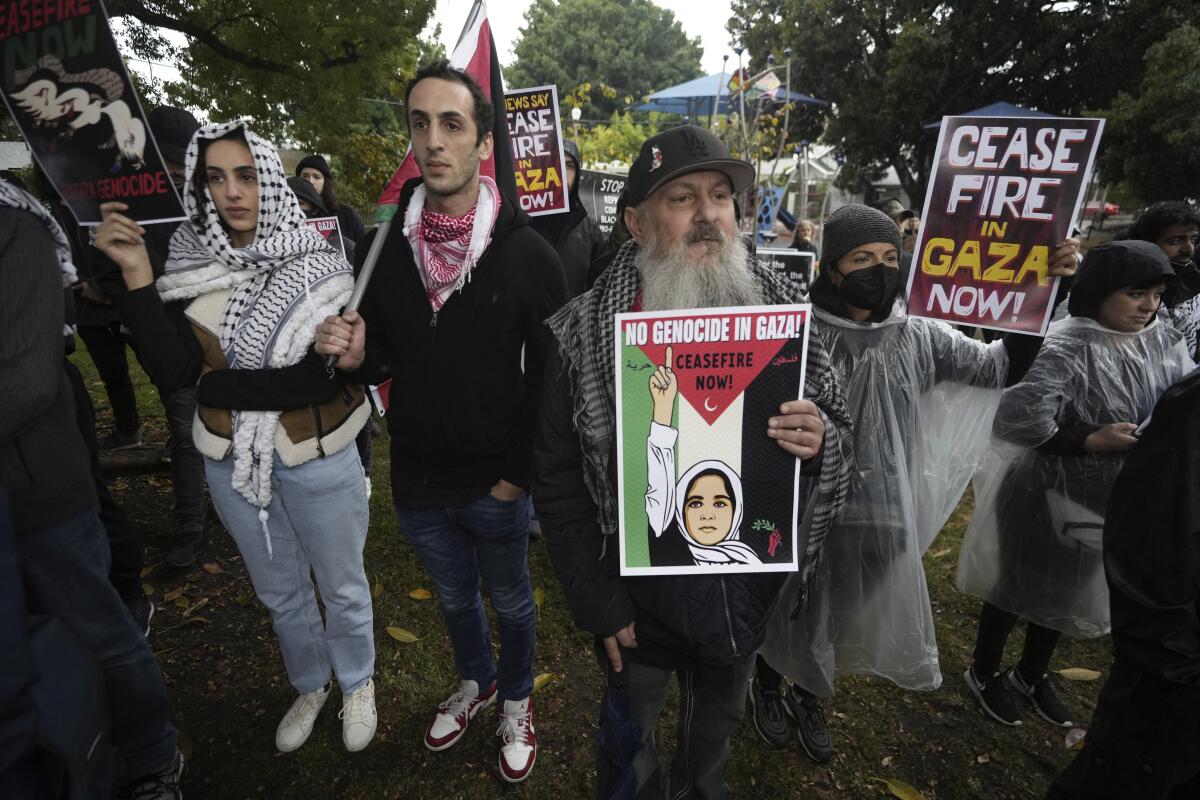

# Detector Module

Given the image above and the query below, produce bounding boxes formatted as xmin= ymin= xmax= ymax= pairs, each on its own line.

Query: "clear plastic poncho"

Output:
xmin=762 ymin=302 xmax=1007 ymax=694
xmin=957 ymin=316 xmax=1194 ymax=637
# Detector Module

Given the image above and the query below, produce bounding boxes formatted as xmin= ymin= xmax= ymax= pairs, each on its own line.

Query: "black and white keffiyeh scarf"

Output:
xmin=0 ymin=177 xmax=78 ymax=286
xmin=154 ymin=121 xmax=353 ymax=554
xmin=546 ymin=239 xmax=852 ymax=589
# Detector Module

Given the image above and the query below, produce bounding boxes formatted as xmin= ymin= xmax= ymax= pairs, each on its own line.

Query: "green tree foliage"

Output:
xmin=727 ymin=0 xmax=1199 ymax=204
xmin=108 ymin=0 xmax=437 ymax=213
xmin=507 ymin=0 xmax=704 ymax=118
xmin=1096 ymin=25 xmax=1200 ymax=204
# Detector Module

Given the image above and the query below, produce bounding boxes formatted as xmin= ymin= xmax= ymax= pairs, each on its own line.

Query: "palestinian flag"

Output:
xmin=614 ymin=306 xmax=812 ymax=576
xmin=373 ymin=0 xmax=516 ymax=223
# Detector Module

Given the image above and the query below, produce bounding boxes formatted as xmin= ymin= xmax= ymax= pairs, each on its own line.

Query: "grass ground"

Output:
xmin=71 ymin=345 xmax=1110 ymax=800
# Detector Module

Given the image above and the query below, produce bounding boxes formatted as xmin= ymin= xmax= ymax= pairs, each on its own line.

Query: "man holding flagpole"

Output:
xmin=316 ymin=56 xmax=565 ymax=784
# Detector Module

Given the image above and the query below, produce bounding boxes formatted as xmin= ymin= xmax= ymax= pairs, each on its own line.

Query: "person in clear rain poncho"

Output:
xmin=958 ymin=240 xmax=1194 ymax=729
xmin=750 ymin=204 xmax=1080 ymax=762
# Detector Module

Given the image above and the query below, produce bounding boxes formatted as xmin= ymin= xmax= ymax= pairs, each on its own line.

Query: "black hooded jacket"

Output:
xmin=348 ymin=178 xmax=567 ymax=508
xmin=530 ymin=192 xmax=609 ymax=298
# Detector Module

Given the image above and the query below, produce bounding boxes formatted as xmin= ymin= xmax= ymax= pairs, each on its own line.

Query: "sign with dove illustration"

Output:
xmin=1 ymin=0 xmax=185 ymax=224
xmin=614 ymin=304 xmax=812 ymax=575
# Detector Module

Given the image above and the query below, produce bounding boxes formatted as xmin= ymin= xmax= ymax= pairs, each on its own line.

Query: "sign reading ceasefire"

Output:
xmin=905 ymin=116 xmax=1104 ymax=335
xmin=503 ymin=84 xmax=569 ymax=216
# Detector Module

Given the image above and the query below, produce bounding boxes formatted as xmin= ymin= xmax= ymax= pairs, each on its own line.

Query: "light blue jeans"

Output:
xmin=206 ymin=445 xmax=374 ymax=694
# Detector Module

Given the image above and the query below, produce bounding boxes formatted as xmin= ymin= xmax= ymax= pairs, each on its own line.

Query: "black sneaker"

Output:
xmin=747 ymin=679 xmax=790 ymax=747
xmin=964 ymin=666 xmax=1022 ymax=726
xmin=165 ymin=532 xmax=204 ymax=570
xmin=1008 ymin=668 xmax=1075 ymax=727
xmin=781 ymin=685 xmax=832 ymax=763
xmin=100 ymin=428 xmax=143 ymax=451
xmin=125 ymin=597 xmax=155 ymax=638
xmin=121 ymin=750 xmax=183 ymax=799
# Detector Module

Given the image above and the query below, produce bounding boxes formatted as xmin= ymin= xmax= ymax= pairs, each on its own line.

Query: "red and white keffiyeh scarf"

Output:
xmin=403 ymin=175 xmax=500 ymax=311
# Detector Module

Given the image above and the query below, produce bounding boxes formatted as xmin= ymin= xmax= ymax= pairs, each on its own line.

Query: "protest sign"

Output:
xmin=905 ymin=116 xmax=1104 ymax=335
xmin=304 ymin=215 xmax=346 ymax=259
xmin=758 ymin=247 xmax=815 ymax=294
xmin=615 ymin=304 xmax=811 ymax=576
xmin=578 ymin=169 xmax=625 ymax=237
xmin=1 ymin=0 xmax=186 ymax=225
xmin=503 ymin=85 xmax=568 ymax=216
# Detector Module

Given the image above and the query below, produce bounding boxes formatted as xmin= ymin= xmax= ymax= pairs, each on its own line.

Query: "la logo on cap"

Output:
xmin=650 ymin=145 xmax=663 ymax=172
xmin=681 ymin=129 xmax=709 ymax=157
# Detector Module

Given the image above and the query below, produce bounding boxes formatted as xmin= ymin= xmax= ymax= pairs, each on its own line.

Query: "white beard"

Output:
xmin=635 ymin=224 xmax=763 ymax=311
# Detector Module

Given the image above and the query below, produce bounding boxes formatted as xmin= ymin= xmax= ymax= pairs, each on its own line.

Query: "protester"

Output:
xmin=958 ymin=240 xmax=1193 ymax=728
xmin=1046 ymin=366 xmax=1200 ymax=798
xmin=530 ymin=125 xmax=851 ymax=798
xmin=287 ymin=175 xmax=355 ymax=260
xmin=295 ymin=153 xmax=367 ymax=244
xmin=315 ymin=60 xmax=566 ymax=783
xmin=95 ymin=121 xmax=378 ymax=754
xmin=753 ymin=204 xmax=1080 ymax=759
xmin=791 ymin=219 xmax=817 ymax=255
xmin=1126 ymin=201 xmax=1200 ymax=359
xmin=530 ymin=138 xmax=608 ymax=298
xmin=0 ymin=176 xmax=183 ymax=798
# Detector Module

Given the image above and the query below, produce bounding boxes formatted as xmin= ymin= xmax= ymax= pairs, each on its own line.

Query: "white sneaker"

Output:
xmin=340 ymin=677 xmax=377 ymax=752
xmin=424 ymin=679 xmax=496 ymax=751
xmin=276 ymin=683 xmax=330 ymax=752
xmin=496 ymin=696 xmax=537 ymax=783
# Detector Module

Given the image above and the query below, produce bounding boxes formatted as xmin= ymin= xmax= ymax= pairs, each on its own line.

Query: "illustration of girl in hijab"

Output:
xmin=645 ymin=347 xmax=761 ymax=567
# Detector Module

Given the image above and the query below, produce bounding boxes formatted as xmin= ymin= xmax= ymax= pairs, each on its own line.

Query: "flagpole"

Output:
xmin=324 ymin=219 xmax=393 ymax=368
xmin=711 ymin=55 xmax=728 ymax=131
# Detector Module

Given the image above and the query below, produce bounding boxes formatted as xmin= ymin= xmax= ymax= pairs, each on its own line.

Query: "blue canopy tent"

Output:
xmin=923 ymin=101 xmax=1054 ymax=129
xmin=636 ymin=72 xmax=828 ymax=120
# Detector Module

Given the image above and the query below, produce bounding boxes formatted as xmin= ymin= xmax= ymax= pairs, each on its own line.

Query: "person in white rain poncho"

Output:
xmin=959 ymin=240 xmax=1193 ymax=729
xmin=751 ymin=204 xmax=1080 ymax=761
xmin=95 ymin=121 xmax=378 ymax=755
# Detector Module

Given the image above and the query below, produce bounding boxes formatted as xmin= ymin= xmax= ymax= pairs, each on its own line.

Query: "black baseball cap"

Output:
xmin=148 ymin=106 xmax=201 ymax=165
xmin=625 ymin=125 xmax=754 ymax=208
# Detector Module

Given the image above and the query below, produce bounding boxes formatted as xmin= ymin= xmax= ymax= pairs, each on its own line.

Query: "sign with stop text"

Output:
xmin=577 ymin=169 xmax=625 ymax=237
xmin=614 ymin=305 xmax=811 ymax=576
xmin=905 ymin=116 xmax=1104 ymax=335
xmin=0 ymin=0 xmax=186 ymax=225
xmin=503 ymin=85 xmax=568 ymax=216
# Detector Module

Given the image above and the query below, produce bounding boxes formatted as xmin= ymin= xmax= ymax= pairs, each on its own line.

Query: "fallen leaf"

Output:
xmin=533 ymin=587 xmax=545 ymax=607
xmin=163 ymin=587 xmax=186 ymax=603
xmin=929 ymin=547 xmax=952 ymax=559
xmin=182 ymin=616 xmax=211 ymax=626
xmin=142 ymin=582 xmax=155 ymax=596
xmin=533 ymin=672 xmax=554 ymax=692
xmin=881 ymin=756 xmax=893 ymax=767
xmin=202 ymin=562 xmax=224 ymax=575
xmin=182 ymin=597 xmax=209 ymax=618
xmin=1065 ymin=727 xmax=1087 ymax=750
xmin=976 ymin=754 xmax=990 ymax=764
xmin=372 ymin=577 xmax=384 ymax=600
xmin=408 ymin=588 xmax=433 ymax=601
xmin=174 ymin=596 xmax=190 ymax=610
xmin=1056 ymin=667 xmax=1102 ymax=682
xmin=386 ymin=626 xmax=420 ymax=643
xmin=140 ymin=562 xmax=161 ymax=578
xmin=870 ymin=777 xmax=926 ymax=800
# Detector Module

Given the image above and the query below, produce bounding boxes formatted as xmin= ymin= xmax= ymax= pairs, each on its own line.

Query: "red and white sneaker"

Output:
xmin=496 ymin=696 xmax=537 ymax=783
xmin=424 ymin=679 xmax=497 ymax=751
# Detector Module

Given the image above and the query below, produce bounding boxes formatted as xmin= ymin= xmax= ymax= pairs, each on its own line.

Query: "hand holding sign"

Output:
xmin=768 ymin=400 xmax=826 ymax=461
xmin=649 ymin=345 xmax=678 ymax=425
xmin=94 ymin=202 xmax=154 ymax=291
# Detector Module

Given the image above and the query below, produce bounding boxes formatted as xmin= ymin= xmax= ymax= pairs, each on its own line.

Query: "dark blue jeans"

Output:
xmin=396 ymin=494 xmax=536 ymax=702
xmin=17 ymin=508 xmax=177 ymax=780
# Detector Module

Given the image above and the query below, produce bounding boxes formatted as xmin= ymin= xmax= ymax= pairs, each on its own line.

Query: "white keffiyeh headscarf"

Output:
xmin=155 ymin=120 xmax=354 ymax=557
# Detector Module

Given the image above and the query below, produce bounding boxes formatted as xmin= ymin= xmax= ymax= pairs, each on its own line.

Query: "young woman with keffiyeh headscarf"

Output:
xmin=95 ymin=121 xmax=378 ymax=755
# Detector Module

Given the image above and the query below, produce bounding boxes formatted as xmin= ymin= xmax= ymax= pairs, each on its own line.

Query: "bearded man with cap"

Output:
xmin=529 ymin=138 xmax=609 ymax=297
xmin=530 ymin=124 xmax=852 ymax=798
xmin=750 ymin=204 xmax=1080 ymax=761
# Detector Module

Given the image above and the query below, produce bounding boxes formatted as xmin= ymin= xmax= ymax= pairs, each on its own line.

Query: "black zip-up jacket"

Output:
xmin=349 ymin=179 xmax=567 ymax=508
xmin=530 ymin=195 xmax=609 ymax=298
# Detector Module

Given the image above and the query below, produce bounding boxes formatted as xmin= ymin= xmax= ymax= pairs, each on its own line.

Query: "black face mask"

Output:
xmin=837 ymin=263 xmax=901 ymax=312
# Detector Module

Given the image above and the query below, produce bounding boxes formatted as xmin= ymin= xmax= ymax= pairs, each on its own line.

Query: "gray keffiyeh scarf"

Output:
xmin=547 ymin=239 xmax=852 ymax=590
xmin=154 ymin=120 xmax=354 ymax=556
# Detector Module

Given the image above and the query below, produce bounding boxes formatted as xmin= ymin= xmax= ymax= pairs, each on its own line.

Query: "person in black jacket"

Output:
xmin=530 ymin=138 xmax=609 ymax=298
xmin=295 ymin=153 xmax=367 ymax=245
xmin=316 ymin=60 xmax=566 ymax=784
xmin=1046 ymin=368 xmax=1200 ymax=799
xmin=0 ymin=178 xmax=183 ymax=799
xmin=528 ymin=126 xmax=851 ymax=799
